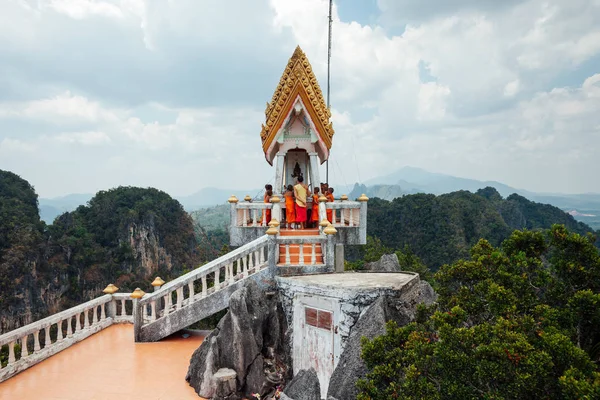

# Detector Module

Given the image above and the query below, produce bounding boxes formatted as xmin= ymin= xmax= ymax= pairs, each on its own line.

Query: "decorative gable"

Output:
xmin=260 ymin=46 xmax=334 ymax=162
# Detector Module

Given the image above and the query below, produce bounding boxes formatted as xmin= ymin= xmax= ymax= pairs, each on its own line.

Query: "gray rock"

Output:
xmin=327 ymin=282 xmax=437 ymax=400
xmin=364 ymin=253 xmax=400 ymax=272
xmin=186 ymin=280 xmax=290 ymax=399
xmin=284 ymin=368 xmax=321 ymax=400
xmin=214 ymin=368 xmax=239 ymax=400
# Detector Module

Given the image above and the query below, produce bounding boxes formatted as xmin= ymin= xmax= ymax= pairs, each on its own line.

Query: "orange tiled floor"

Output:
xmin=0 ymin=324 xmax=206 ymax=400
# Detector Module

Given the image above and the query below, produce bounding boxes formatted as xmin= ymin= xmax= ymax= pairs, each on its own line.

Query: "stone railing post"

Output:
xmin=131 ymin=288 xmax=146 ymax=342
xmin=324 ymin=224 xmax=337 ymax=271
xmin=271 ymin=194 xmax=282 ymax=223
xmin=266 ymin=224 xmax=279 ymax=278
xmin=102 ymin=284 xmax=119 ymax=319
xmin=358 ymin=194 xmax=369 ymax=244
xmin=318 ymin=194 xmax=328 ymax=234
xmin=228 ymin=195 xmax=239 ymax=226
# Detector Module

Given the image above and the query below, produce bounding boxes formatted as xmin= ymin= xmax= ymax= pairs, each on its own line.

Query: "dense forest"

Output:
xmin=359 ymin=226 xmax=600 ymax=399
xmin=349 ymin=187 xmax=598 ymax=271
xmin=0 ymin=170 xmax=200 ymax=333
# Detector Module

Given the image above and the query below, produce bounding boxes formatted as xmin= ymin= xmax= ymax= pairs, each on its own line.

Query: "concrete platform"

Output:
xmin=279 ymin=271 xmax=417 ymax=289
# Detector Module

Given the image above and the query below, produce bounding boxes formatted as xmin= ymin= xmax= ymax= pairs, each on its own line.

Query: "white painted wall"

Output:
xmin=292 ymin=294 xmax=342 ymax=399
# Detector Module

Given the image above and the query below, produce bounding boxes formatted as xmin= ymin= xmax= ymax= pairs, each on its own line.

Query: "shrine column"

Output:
xmin=274 ymin=153 xmax=286 ymax=194
xmin=308 ymin=152 xmax=320 ymax=190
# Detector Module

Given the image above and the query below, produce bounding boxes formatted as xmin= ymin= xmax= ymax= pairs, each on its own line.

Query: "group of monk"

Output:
xmin=260 ymin=179 xmax=335 ymax=230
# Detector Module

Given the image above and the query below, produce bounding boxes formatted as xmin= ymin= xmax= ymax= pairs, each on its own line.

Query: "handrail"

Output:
xmin=325 ymin=201 xmax=362 ymax=209
xmin=140 ymin=235 xmax=270 ymax=305
xmin=0 ymin=295 xmax=112 ymax=345
xmin=235 ymin=203 xmax=273 ymax=209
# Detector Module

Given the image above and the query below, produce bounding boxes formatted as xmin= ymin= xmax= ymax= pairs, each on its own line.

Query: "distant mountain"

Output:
xmin=176 ymin=187 xmax=263 ymax=211
xmin=351 ymin=167 xmax=600 ymax=229
xmin=364 ymin=166 xmax=531 ymax=198
xmin=38 ymin=193 xmax=93 ymax=223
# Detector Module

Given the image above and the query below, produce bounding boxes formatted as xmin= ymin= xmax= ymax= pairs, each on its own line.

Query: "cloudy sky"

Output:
xmin=1 ymin=0 xmax=599 ymax=198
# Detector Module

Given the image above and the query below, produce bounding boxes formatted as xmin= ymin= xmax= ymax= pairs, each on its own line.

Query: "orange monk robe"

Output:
xmin=285 ymin=193 xmax=295 ymax=223
xmin=311 ymin=194 xmax=320 ymax=222
xmin=261 ymin=194 xmax=271 ymax=225
xmin=326 ymin=193 xmax=335 ymax=222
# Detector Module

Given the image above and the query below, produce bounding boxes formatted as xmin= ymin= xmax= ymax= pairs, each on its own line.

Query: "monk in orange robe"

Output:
xmin=311 ymin=187 xmax=320 ymax=227
xmin=284 ymin=185 xmax=295 ymax=229
xmin=261 ymin=184 xmax=272 ymax=225
xmin=294 ymin=176 xmax=309 ymax=230
xmin=326 ymin=187 xmax=335 ymax=223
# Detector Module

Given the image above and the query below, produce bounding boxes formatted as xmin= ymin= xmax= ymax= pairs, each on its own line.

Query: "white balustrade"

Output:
xmin=235 ymin=203 xmax=273 ymax=227
xmin=324 ymin=201 xmax=362 ymax=227
xmin=0 ymin=294 xmax=118 ymax=382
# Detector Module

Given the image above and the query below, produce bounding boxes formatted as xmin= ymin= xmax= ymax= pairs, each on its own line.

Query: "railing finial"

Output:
xmin=324 ymin=223 xmax=337 ymax=235
xmin=151 ymin=277 xmax=165 ymax=287
xmin=102 ymin=284 xmax=119 ymax=294
xmin=130 ymin=288 xmax=146 ymax=299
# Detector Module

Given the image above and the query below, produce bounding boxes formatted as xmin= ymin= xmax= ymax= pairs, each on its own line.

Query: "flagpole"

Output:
xmin=326 ymin=0 xmax=332 ymax=185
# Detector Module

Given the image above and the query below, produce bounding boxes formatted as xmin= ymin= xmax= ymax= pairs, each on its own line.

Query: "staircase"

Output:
xmin=278 ymin=229 xmax=324 ymax=266
xmin=134 ymin=235 xmax=274 ymax=342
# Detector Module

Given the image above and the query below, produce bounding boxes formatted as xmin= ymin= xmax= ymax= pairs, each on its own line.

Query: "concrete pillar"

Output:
xmin=326 ymin=235 xmax=335 ymax=271
xmin=359 ymin=200 xmax=368 ymax=244
xmin=335 ymin=244 xmax=345 ymax=273
xmin=267 ymin=234 xmax=278 ymax=278
xmin=274 ymin=153 xmax=286 ymax=194
xmin=308 ymin=152 xmax=320 ymax=190
xmin=229 ymin=202 xmax=237 ymax=228
xmin=132 ymin=298 xmax=142 ymax=342
xmin=107 ymin=299 xmax=117 ymax=319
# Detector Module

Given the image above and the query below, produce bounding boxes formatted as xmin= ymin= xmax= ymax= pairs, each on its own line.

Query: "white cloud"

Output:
xmin=46 ymin=0 xmax=124 ymax=20
xmin=54 ymin=131 xmax=112 ymax=145
xmin=504 ymin=80 xmax=520 ymax=97
xmin=0 ymin=0 xmax=599 ymax=198
xmin=0 ymin=91 xmax=123 ymax=124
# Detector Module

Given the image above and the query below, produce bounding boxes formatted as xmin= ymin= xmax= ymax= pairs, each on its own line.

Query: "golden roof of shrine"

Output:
xmin=260 ymin=46 xmax=334 ymax=153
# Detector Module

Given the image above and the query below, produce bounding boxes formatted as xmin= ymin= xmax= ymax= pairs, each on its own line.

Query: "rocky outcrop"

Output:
xmin=281 ymin=368 xmax=321 ymax=400
xmin=363 ymin=253 xmax=400 ymax=272
xmin=186 ymin=280 xmax=290 ymax=399
xmin=327 ymin=281 xmax=437 ymax=400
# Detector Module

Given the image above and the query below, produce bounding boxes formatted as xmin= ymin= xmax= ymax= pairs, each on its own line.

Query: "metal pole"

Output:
xmin=326 ymin=0 xmax=332 ymax=184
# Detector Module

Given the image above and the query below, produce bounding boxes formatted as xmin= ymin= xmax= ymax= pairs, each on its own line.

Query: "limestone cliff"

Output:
xmin=0 ymin=170 xmax=199 ymax=333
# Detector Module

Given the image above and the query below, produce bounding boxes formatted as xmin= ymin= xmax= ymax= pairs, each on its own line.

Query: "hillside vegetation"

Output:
xmin=0 ymin=170 xmax=200 ymax=332
xmin=357 ymin=187 xmax=597 ymax=270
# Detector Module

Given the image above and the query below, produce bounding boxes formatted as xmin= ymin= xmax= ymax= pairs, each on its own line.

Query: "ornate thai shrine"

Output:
xmin=0 ymin=46 xmax=428 ymax=400
xmin=229 ymin=46 xmax=367 ymax=263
